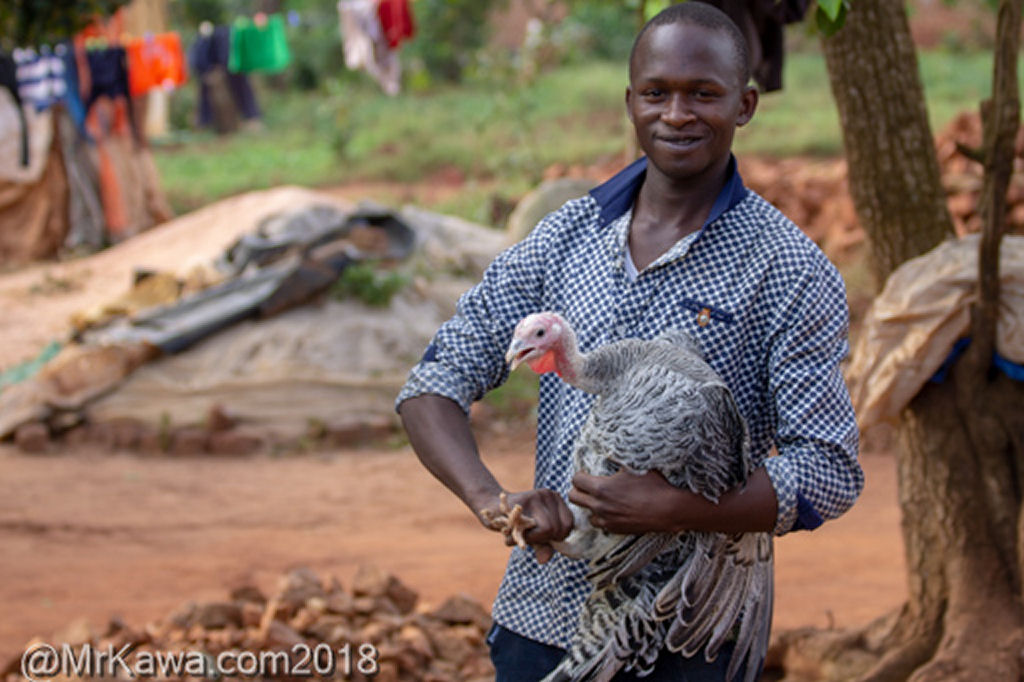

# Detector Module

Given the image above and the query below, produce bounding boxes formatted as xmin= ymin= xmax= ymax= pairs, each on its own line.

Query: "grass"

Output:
xmin=152 ymin=49 xmax=1017 ymax=221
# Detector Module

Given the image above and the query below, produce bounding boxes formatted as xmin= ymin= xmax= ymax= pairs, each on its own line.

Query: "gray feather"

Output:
xmin=534 ymin=324 xmax=773 ymax=682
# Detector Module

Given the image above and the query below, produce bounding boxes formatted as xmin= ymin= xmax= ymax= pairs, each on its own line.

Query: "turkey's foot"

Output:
xmin=480 ymin=491 xmax=538 ymax=550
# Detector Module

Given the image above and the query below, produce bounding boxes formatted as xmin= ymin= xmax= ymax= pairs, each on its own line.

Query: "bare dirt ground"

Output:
xmin=0 ymin=175 xmax=905 ymax=669
xmin=0 ymin=425 xmax=905 ymax=667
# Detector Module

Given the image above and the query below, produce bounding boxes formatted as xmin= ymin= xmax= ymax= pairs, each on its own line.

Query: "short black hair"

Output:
xmin=629 ymin=1 xmax=752 ymax=88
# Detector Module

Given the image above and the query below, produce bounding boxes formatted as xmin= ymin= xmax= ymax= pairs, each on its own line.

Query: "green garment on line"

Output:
xmin=229 ymin=14 xmax=292 ymax=74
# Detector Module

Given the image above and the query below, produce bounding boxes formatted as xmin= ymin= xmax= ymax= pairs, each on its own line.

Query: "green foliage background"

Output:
xmin=0 ymin=0 xmax=130 ymax=49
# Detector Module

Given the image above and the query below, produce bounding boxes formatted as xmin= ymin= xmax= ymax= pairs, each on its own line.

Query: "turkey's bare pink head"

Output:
xmin=506 ymin=312 xmax=570 ymax=375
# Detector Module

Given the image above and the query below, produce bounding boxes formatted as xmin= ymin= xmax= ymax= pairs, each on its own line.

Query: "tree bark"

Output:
xmin=814 ymin=0 xmax=1024 ymax=680
xmin=821 ymin=0 xmax=954 ymax=284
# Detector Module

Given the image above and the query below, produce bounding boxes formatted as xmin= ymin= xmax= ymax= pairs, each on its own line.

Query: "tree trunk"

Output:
xmin=815 ymin=0 xmax=1024 ymax=680
xmin=821 ymin=0 xmax=954 ymax=284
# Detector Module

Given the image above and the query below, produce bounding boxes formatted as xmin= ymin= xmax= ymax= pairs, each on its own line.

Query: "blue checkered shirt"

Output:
xmin=396 ymin=156 xmax=863 ymax=649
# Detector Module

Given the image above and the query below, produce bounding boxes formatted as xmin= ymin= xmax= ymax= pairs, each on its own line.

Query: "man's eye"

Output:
xmin=644 ymin=89 xmax=663 ymax=98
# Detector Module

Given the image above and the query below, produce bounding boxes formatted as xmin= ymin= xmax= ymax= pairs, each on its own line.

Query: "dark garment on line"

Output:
xmin=698 ymin=0 xmax=812 ymax=92
xmin=0 ymin=51 xmax=29 ymax=166
xmin=84 ymin=47 xmax=140 ymax=143
xmin=188 ymin=25 xmax=261 ymax=126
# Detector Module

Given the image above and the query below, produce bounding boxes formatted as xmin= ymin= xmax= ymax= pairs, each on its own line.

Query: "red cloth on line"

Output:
xmin=126 ymin=32 xmax=187 ymax=96
xmin=377 ymin=0 xmax=415 ymax=49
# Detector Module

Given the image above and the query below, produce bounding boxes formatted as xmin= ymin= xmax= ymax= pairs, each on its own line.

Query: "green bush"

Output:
xmin=330 ymin=263 xmax=409 ymax=307
xmin=405 ymin=0 xmax=506 ymax=84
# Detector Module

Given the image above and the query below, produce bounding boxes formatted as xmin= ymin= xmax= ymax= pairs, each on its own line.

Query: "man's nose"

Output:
xmin=660 ymin=94 xmax=694 ymax=127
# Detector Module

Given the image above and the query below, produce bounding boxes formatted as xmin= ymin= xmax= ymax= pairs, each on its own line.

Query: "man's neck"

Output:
xmin=628 ymin=159 xmax=730 ymax=270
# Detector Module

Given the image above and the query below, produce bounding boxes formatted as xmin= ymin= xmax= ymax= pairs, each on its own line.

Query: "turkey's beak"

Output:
xmin=506 ymin=338 xmax=533 ymax=371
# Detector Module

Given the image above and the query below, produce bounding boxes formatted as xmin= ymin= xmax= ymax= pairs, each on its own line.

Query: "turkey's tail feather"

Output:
xmin=540 ymin=578 xmax=663 ymax=682
xmin=659 ymin=532 xmax=773 ymax=682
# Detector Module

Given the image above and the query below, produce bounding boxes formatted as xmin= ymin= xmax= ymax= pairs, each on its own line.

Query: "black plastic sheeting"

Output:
xmin=84 ymin=204 xmax=416 ymax=354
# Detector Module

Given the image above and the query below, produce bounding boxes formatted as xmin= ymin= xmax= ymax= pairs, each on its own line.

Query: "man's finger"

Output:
xmin=568 ymin=486 xmax=597 ymax=511
xmin=571 ymin=471 xmax=600 ymax=492
xmin=535 ymin=544 xmax=554 ymax=564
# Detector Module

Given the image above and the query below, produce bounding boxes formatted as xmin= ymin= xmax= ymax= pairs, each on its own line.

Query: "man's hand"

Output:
xmin=478 ymin=489 xmax=574 ymax=564
xmin=569 ymin=470 xmax=683 ymax=534
xmin=570 ymin=467 xmax=780 ymax=535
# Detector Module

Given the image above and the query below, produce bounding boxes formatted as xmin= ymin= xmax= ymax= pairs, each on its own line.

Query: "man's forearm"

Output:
xmin=398 ymin=394 xmax=503 ymax=516
xmin=569 ymin=466 xmax=778 ymax=536
xmin=668 ymin=467 xmax=778 ymax=534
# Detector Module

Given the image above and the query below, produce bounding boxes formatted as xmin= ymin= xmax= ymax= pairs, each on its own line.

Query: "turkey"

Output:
xmin=492 ymin=311 xmax=772 ymax=682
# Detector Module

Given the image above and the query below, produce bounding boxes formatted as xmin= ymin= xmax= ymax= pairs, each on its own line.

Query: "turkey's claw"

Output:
xmin=480 ymin=491 xmax=538 ymax=550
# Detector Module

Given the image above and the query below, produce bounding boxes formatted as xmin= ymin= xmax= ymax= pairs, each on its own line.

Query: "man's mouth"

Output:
xmin=655 ymin=134 xmax=703 ymax=150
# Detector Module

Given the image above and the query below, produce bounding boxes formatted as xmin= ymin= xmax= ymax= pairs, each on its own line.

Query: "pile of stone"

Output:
xmin=3 ymin=566 xmax=494 ymax=682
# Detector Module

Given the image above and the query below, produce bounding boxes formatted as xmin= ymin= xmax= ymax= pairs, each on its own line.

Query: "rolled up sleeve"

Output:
xmin=762 ymin=257 xmax=864 ymax=536
xmin=396 ymin=212 xmax=560 ymax=414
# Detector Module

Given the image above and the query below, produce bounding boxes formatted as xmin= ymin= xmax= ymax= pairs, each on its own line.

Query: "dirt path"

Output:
xmin=0 ymin=430 xmax=904 ymax=667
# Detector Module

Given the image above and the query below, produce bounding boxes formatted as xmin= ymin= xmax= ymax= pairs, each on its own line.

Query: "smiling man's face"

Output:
xmin=626 ymin=21 xmax=757 ymax=186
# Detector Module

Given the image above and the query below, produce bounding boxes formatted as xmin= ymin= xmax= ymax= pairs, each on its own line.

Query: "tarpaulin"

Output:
xmin=847 ymin=234 xmax=1024 ymax=428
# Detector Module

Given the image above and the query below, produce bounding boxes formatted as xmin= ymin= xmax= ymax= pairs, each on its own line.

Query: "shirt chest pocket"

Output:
xmin=657 ymin=297 xmax=740 ymax=348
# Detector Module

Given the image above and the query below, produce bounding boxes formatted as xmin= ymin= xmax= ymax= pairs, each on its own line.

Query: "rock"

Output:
xmin=290 ymin=607 xmax=319 ymax=633
xmin=396 ymin=624 xmax=434 ymax=660
xmin=14 ymin=422 xmax=49 ymax=453
xmin=351 ymin=565 xmax=418 ymax=615
xmin=431 ymin=594 xmax=491 ymax=630
xmin=304 ymin=616 xmax=350 ymax=645
xmin=240 ymin=602 xmax=263 ymax=628
xmin=194 ymin=602 xmax=242 ymax=630
xmin=352 ymin=596 xmax=379 ymax=615
xmin=278 ymin=567 xmax=327 ymax=613
xmin=428 ymin=626 xmax=475 ymax=667
xmin=325 ymin=591 xmax=355 ymax=616
xmin=264 ymin=620 xmax=304 ymax=649
xmin=169 ymin=427 xmax=208 ymax=456
xmin=208 ymin=429 xmax=264 ymax=456
xmin=352 ymin=565 xmax=390 ymax=597
xmin=167 ymin=602 xmax=197 ymax=629
xmin=372 ymin=660 xmax=399 ymax=682
xmin=506 ymin=178 xmax=595 ymax=244
xmin=229 ymin=582 xmax=266 ymax=605
xmin=205 ymin=404 xmax=236 ymax=432
xmin=327 ymin=417 xmax=395 ymax=448
xmin=460 ymin=654 xmax=496 ymax=680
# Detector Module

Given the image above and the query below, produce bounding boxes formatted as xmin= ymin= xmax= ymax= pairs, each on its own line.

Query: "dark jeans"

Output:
xmin=487 ymin=623 xmax=745 ymax=681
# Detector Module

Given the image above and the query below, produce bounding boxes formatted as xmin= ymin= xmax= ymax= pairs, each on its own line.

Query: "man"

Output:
xmin=397 ymin=3 xmax=864 ymax=680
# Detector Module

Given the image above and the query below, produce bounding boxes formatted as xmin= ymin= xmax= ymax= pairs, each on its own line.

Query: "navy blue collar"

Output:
xmin=588 ymin=155 xmax=747 ymax=228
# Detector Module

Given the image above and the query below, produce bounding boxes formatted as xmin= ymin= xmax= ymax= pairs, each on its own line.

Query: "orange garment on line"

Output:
xmin=126 ymin=32 xmax=187 ymax=96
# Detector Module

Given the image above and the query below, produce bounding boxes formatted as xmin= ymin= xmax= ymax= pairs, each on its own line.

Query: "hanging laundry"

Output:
xmin=337 ymin=0 xmax=401 ymax=96
xmin=125 ymin=32 xmax=187 ymax=96
xmin=13 ymin=46 xmax=68 ymax=112
xmin=228 ymin=14 xmax=292 ymax=74
xmin=189 ymin=24 xmax=261 ymax=131
xmin=0 ymin=51 xmax=29 ymax=167
xmin=58 ymin=108 xmax=106 ymax=252
xmin=0 ymin=116 xmax=70 ymax=263
xmin=58 ymin=41 xmax=89 ymax=136
xmin=699 ymin=0 xmax=811 ymax=92
xmin=84 ymin=45 xmax=141 ymax=143
xmin=0 ymin=88 xmax=54 ymax=182
xmin=377 ymin=0 xmax=415 ymax=49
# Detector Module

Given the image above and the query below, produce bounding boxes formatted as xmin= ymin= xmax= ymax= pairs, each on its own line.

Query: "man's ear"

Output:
xmin=625 ymin=86 xmax=634 ymax=124
xmin=737 ymin=85 xmax=758 ymax=127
